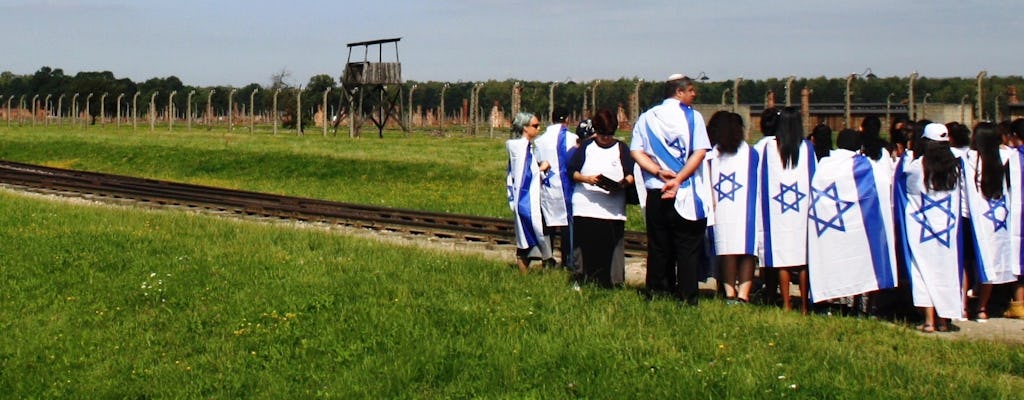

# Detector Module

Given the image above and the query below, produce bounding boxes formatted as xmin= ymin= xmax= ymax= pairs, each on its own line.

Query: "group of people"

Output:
xmin=505 ymin=73 xmax=1024 ymax=330
xmin=505 ymin=106 xmax=635 ymax=288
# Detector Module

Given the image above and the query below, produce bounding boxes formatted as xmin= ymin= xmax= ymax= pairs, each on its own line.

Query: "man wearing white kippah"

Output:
xmin=630 ymin=74 xmax=712 ymax=304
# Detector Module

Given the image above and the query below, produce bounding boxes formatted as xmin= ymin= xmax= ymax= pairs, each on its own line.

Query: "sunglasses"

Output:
xmin=529 ymin=124 xmax=540 ymax=128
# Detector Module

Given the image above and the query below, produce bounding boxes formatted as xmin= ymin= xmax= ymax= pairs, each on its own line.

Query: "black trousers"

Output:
xmin=645 ymin=190 xmax=707 ymax=302
xmin=573 ymin=217 xmax=625 ymax=288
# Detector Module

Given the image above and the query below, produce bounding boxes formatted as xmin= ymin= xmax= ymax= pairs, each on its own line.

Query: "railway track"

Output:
xmin=0 ymin=160 xmax=648 ymax=257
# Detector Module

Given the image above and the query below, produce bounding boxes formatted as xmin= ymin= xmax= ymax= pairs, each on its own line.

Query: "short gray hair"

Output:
xmin=511 ymin=112 xmax=536 ymax=136
xmin=664 ymin=75 xmax=694 ymax=99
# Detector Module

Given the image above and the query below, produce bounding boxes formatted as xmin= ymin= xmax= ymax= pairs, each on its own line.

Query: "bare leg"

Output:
xmin=976 ymin=283 xmax=992 ymax=320
xmin=720 ymin=255 xmax=738 ymax=299
xmin=919 ymin=307 xmax=936 ymax=332
xmin=516 ymin=257 xmax=530 ymax=275
xmin=778 ymin=268 xmax=792 ymax=311
xmin=736 ymin=255 xmax=755 ymax=302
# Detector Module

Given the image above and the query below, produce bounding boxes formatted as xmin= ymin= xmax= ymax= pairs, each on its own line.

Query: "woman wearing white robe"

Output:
xmin=707 ymin=111 xmax=759 ymax=302
xmin=1005 ymin=119 xmax=1024 ymax=318
xmin=757 ymin=107 xmax=816 ymax=314
xmin=894 ymin=123 xmax=964 ymax=332
xmin=807 ymin=131 xmax=898 ymax=303
xmin=962 ymin=122 xmax=1016 ymax=321
xmin=506 ymin=112 xmax=552 ymax=273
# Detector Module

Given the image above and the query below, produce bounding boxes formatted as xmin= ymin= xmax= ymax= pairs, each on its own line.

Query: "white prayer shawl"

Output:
xmin=534 ymin=124 xmax=578 ymax=226
xmin=894 ymin=157 xmax=965 ymax=320
xmin=757 ymin=138 xmax=817 ymax=268
xmin=709 ymin=142 xmax=759 ymax=255
xmin=506 ymin=137 xmax=548 ymax=251
xmin=962 ymin=149 xmax=1016 ymax=284
xmin=629 ymin=98 xmax=713 ymax=221
xmin=807 ymin=150 xmax=898 ymax=302
xmin=1009 ymin=147 xmax=1024 ymax=275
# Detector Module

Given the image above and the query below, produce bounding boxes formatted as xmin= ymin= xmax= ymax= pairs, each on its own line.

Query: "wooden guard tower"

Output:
xmin=342 ymin=37 xmax=404 ymax=138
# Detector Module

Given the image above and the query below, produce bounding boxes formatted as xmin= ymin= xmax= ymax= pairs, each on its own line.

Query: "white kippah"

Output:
xmin=667 ymin=73 xmax=685 ymax=81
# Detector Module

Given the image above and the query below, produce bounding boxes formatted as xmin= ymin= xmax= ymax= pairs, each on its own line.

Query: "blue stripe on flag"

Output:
xmin=745 ymin=146 xmax=759 ymax=255
xmin=1018 ymin=149 xmax=1024 ymax=274
xmin=517 ymin=143 xmax=538 ymax=247
xmin=892 ymin=156 xmax=914 ymax=279
xmin=645 ymin=125 xmax=684 ymax=172
xmin=760 ymin=149 xmax=774 ymax=267
xmin=692 ymin=175 xmax=705 ymax=219
xmin=956 ymin=158 xmax=966 ymax=288
xmin=805 ymin=140 xmax=816 ymax=179
xmin=557 ymin=126 xmax=574 ymax=217
xmin=853 ymin=156 xmax=895 ymax=289
xmin=968 ymin=219 xmax=990 ymax=282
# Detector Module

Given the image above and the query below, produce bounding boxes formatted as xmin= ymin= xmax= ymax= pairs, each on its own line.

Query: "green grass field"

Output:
xmin=0 ymin=125 xmax=648 ymax=230
xmin=1 ymin=126 xmax=1023 ymax=398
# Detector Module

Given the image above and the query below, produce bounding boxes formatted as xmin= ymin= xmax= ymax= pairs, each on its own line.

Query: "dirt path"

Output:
xmin=915 ymin=317 xmax=1024 ymax=343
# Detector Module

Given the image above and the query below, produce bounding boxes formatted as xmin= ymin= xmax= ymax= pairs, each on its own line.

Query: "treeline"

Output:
xmin=2 ymin=66 xmax=1022 ymax=126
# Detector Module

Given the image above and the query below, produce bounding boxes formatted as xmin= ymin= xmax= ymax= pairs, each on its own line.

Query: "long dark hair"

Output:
xmin=922 ymin=138 xmax=959 ymax=192
xmin=760 ymin=107 xmax=780 ymax=137
xmin=776 ymin=107 xmax=803 ymax=168
xmin=972 ymin=122 xmax=1007 ymax=200
xmin=709 ymin=111 xmax=744 ymax=154
xmin=809 ymin=123 xmax=832 ymax=161
xmin=860 ymin=116 xmax=888 ymax=160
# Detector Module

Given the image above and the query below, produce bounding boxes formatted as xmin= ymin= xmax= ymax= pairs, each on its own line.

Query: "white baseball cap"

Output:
xmin=923 ymin=123 xmax=949 ymax=142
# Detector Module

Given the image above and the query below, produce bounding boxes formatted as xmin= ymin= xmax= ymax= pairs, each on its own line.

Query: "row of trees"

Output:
xmin=2 ymin=67 xmax=1023 ymax=127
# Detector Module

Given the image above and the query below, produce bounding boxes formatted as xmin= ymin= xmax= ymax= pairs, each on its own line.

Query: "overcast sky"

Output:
xmin=3 ymin=0 xmax=1021 ymax=87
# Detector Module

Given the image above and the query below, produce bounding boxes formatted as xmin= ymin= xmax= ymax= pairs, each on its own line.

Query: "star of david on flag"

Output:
xmin=665 ymin=137 xmax=687 ymax=163
xmin=808 ymin=183 xmax=855 ymax=236
xmin=714 ymin=172 xmax=743 ymax=202
xmin=983 ymin=196 xmax=1008 ymax=232
xmin=773 ymin=181 xmax=806 ymax=214
xmin=911 ymin=193 xmax=956 ymax=248
xmin=541 ymin=171 xmax=553 ymax=187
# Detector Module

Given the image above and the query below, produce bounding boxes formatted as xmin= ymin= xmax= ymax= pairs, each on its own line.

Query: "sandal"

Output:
xmin=975 ymin=309 xmax=989 ymax=323
xmin=937 ymin=322 xmax=961 ymax=332
xmin=917 ymin=324 xmax=935 ymax=333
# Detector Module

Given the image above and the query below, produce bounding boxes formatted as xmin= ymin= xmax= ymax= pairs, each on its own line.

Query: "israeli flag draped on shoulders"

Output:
xmin=962 ymin=149 xmax=1016 ymax=283
xmin=1008 ymin=147 xmax=1024 ymax=276
xmin=757 ymin=138 xmax=816 ymax=268
xmin=534 ymin=124 xmax=577 ymax=227
xmin=506 ymin=137 xmax=547 ymax=250
xmin=807 ymin=150 xmax=897 ymax=302
xmin=709 ymin=142 xmax=759 ymax=255
xmin=630 ymin=98 xmax=712 ymax=221
xmin=893 ymin=157 xmax=964 ymax=320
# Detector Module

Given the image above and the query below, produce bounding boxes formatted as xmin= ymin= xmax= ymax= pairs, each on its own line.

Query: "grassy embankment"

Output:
xmin=0 ymin=126 xmax=1022 ymax=398
xmin=0 ymin=126 xmax=648 ymax=230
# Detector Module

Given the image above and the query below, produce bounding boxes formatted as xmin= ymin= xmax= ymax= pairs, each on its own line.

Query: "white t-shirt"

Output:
xmin=572 ymin=140 xmax=629 ymax=221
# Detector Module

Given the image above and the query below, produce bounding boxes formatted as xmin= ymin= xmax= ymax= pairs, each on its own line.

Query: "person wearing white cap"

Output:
xmin=893 ymin=122 xmax=965 ymax=332
xmin=630 ymin=74 xmax=712 ymax=304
